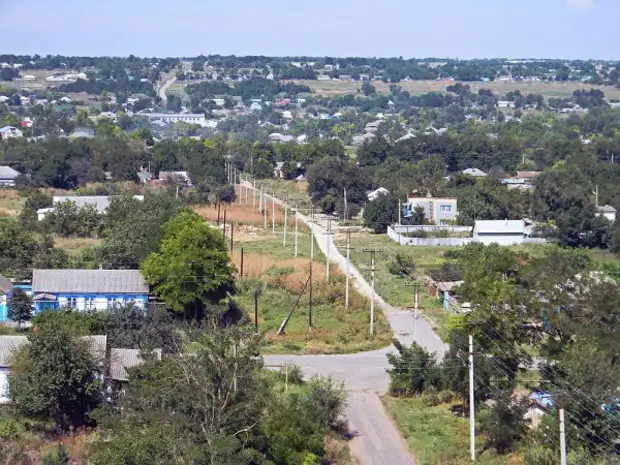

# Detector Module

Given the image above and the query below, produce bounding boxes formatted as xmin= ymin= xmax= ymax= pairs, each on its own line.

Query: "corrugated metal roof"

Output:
xmin=0 ymin=335 xmax=106 ymax=367
xmin=0 ymin=166 xmax=20 ymax=179
xmin=475 ymin=220 xmax=525 ymax=234
xmin=0 ymin=274 xmax=13 ymax=294
xmin=109 ymin=348 xmax=162 ymax=381
xmin=33 ymin=269 xmax=149 ymax=294
xmin=52 ymin=195 xmax=144 ymax=213
xmin=0 ymin=336 xmax=27 ymax=367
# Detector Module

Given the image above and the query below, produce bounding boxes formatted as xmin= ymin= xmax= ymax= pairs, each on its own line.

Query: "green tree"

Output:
xmin=0 ymin=219 xmax=39 ymax=280
xmin=7 ymin=288 xmax=32 ymax=329
xmin=481 ymin=394 xmax=527 ymax=454
xmin=141 ymin=210 xmax=235 ymax=316
xmin=386 ymin=340 xmax=441 ymax=396
xmin=363 ymin=193 xmax=398 ymax=233
xmin=9 ymin=319 xmax=101 ymax=432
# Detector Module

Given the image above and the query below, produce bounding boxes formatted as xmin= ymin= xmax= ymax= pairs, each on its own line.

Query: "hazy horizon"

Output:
xmin=1 ymin=0 xmax=618 ymax=60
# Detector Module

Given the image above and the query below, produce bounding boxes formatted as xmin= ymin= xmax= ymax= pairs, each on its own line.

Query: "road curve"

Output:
xmin=244 ymin=182 xmax=449 ymax=464
xmin=158 ymin=76 xmax=176 ymax=106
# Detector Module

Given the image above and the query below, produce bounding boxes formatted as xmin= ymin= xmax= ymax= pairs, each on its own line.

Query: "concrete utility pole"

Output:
xmin=283 ymin=200 xmax=288 ymax=247
xmin=559 ymin=408 xmax=567 ymax=465
xmin=404 ymin=280 xmax=420 ymax=339
xmin=345 ymin=229 xmax=353 ymax=309
xmin=252 ymin=180 xmax=256 ymax=208
xmin=323 ymin=218 xmax=334 ymax=281
xmin=258 ymin=185 xmax=263 ymax=213
xmin=469 ymin=333 xmax=475 ymax=462
xmin=294 ymin=211 xmax=298 ymax=257
xmin=363 ymin=248 xmax=382 ymax=337
xmin=308 ymin=258 xmax=313 ymax=331
xmin=263 ymin=191 xmax=267 ymax=230
xmin=343 ymin=187 xmax=348 ymax=221
xmin=398 ymin=199 xmax=401 ymax=226
xmin=272 ymin=191 xmax=276 ymax=234
xmin=245 ymin=180 xmax=248 ymax=203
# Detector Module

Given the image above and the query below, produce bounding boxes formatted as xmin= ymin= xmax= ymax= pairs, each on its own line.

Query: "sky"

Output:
xmin=1 ymin=0 xmax=618 ymax=59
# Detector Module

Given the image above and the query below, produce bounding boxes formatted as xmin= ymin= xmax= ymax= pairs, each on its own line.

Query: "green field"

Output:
xmin=383 ymin=396 xmax=517 ymax=465
xmin=230 ymin=225 xmax=392 ymax=354
xmin=292 ymin=79 xmax=620 ymax=100
xmin=334 ymin=233 xmax=452 ymax=333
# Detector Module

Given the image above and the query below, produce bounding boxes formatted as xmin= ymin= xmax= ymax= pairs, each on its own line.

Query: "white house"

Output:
xmin=473 ymin=220 xmax=525 ymax=245
xmin=0 ymin=166 xmax=20 ymax=186
xmin=0 ymin=126 xmax=23 ymax=140
xmin=597 ymin=205 xmax=617 ymax=223
xmin=158 ymin=171 xmax=192 ymax=186
xmin=143 ymin=113 xmax=206 ymax=126
xmin=463 ymin=168 xmax=488 ymax=178
xmin=367 ymin=187 xmax=390 ymax=202
xmin=37 ymin=195 xmax=145 ymax=220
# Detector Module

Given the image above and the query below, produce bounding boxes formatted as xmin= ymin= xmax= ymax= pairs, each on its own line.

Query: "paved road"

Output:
xmin=245 ymin=183 xmax=449 ymax=464
xmin=157 ymin=76 xmax=176 ymax=105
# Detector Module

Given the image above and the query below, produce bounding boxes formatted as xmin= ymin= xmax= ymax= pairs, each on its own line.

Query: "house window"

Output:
xmin=85 ymin=297 xmax=96 ymax=310
xmin=107 ymin=298 xmax=119 ymax=309
xmin=440 ymin=205 xmax=453 ymax=213
xmin=67 ymin=297 xmax=77 ymax=309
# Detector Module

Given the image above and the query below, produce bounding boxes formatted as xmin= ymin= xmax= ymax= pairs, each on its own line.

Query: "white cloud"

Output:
xmin=567 ymin=0 xmax=595 ymax=11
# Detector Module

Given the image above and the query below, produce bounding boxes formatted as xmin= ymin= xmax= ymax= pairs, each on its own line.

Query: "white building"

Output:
xmin=473 ymin=220 xmax=525 ymax=245
xmin=367 ymin=187 xmax=390 ymax=202
xmin=0 ymin=166 xmax=20 ymax=186
xmin=597 ymin=205 xmax=617 ymax=223
xmin=143 ymin=113 xmax=207 ymax=126
xmin=0 ymin=126 xmax=23 ymax=140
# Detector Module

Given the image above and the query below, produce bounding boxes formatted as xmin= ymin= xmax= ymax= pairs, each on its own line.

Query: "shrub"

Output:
xmin=388 ymin=253 xmax=416 ymax=277
xmin=0 ymin=419 xmax=21 ymax=439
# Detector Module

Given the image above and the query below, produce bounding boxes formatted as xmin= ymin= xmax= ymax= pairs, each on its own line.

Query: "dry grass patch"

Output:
xmin=54 ymin=237 xmax=102 ymax=257
xmin=194 ymin=203 xmax=285 ymax=226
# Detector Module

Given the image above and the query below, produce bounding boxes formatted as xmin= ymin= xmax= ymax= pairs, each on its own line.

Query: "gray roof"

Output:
xmin=597 ymin=205 xmax=617 ymax=213
xmin=0 ymin=335 xmax=106 ymax=367
xmin=463 ymin=168 xmax=488 ymax=177
xmin=0 ymin=166 xmax=20 ymax=179
xmin=0 ymin=336 xmax=27 ymax=367
xmin=33 ymin=269 xmax=149 ymax=294
xmin=0 ymin=274 xmax=13 ymax=294
xmin=474 ymin=220 xmax=525 ymax=234
xmin=53 ymin=195 xmax=144 ymax=213
xmin=110 ymin=348 xmax=162 ymax=381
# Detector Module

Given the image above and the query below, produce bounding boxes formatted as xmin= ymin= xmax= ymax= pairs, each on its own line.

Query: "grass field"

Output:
xmin=54 ymin=237 xmax=102 ymax=258
xmin=383 ymin=396 xmax=519 ymax=465
xmin=0 ymin=189 xmax=26 ymax=217
xmin=333 ymin=232 xmax=452 ymax=333
xmin=292 ymin=79 xmax=620 ymax=100
xmin=195 ymin=207 xmax=393 ymax=354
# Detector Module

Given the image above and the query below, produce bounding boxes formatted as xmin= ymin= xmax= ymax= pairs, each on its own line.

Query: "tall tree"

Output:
xmin=141 ymin=210 xmax=235 ymax=316
xmin=7 ymin=288 xmax=32 ymax=329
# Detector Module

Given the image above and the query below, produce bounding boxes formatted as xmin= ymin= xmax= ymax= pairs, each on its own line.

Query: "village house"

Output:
xmin=0 ymin=275 xmax=13 ymax=322
xmin=596 ymin=205 xmax=617 ymax=223
xmin=367 ymin=187 xmax=390 ymax=202
xmin=37 ymin=195 xmax=145 ymax=220
xmin=31 ymin=269 xmax=149 ymax=314
xmin=462 ymin=168 xmax=488 ymax=178
xmin=0 ymin=126 xmax=23 ymax=140
xmin=0 ymin=166 xmax=20 ymax=186
xmin=405 ymin=194 xmax=458 ymax=226
xmin=158 ymin=171 xmax=192 ymax=186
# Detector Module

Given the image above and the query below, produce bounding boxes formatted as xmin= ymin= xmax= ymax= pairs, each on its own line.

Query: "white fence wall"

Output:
xmin=387 ymin=226 xmax=471 ymax=246
xmin=391 ymin=224 xmax=472 ymax=234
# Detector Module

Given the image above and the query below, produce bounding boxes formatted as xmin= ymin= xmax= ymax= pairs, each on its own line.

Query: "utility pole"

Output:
xmin=309 ymin=258 xmax=313 ymax=331
xmin=363 ymin=248 xmax=382 ymax=337
xmin=240 ymin=247 xmax=244 ymax=277
xmin=254 ymin=290 xmax=259 ymax=335
xmin=469 ymin=333 xmax=475 ymax=462
xmin=559 ymin=408 xmax=567 ymax=465
xmin=230 ymin=222 xmax=234 ymax=251
xmin=343 ymin=187 xmax=348 ymax=221
xmin=398 ymin=199 xmax=401 ymax=226
xmin=233 ymin=342 xmax=238 ymax=392
xmin=595 ymin=184 xmax=599 ymax=208
xmin=263 ymin=191 xmax=267 ymax=230
xmin=223 ymin=209 xmax=227 ymax=239
xmin=335 ymin=228 xmax=355 ymax=308
xmin=245 ymin=180 xmax=248 ymax=203
xmin=272 ymin=191 xmax=276 ymax=234
xmin=404 ymin=280 xmax=420 ymax=339
xmin=252 ymin=180 xmax=256 ymax=208
xmin=283 ymin=200 xmax=288 ymax=247
xmin=310 ymin=223 xmax=315 ymax=261
xmin=323 ymin=218 xmax=334 ymax=281
xmin=294 ymin=211 xmax=299 ymax=257
xmin=258 ymin=185 xmax=263 ymax=213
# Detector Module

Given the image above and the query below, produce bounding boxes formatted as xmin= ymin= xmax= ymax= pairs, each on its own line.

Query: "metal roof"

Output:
xmin=33 ymin=269 xmax=149 ymax=294
xmin=0 ymin=274 xmax=13 ymax=294
xmin=52 ymin=195 xmax=144 ymax=213
xmin=474 ymin=220 xmax=525 ymax=234
xmin=0 ymin=166 xmax=20 ymax=179
xmin=0 ymin=335 xmax=106 ymax=367
xmin=597 ymin=205 xmax=617 ymax=213
xmin=110 ymin=348 xmax=162 ymax=381
xmin=0 ymin=336 xmax=28 ymax=367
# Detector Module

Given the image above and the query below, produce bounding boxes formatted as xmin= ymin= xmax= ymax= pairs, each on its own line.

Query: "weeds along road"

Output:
xmin=243 ymin=182 xmax=449 ymax=464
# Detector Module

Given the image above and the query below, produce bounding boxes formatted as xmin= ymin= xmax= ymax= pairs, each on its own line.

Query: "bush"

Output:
xmin=0 ymin=419 xmax=21 ymax=439
xmin=279 ymin=364 xmax=304 ymax=385
xmin=387 ymin=340 xmax=441 ymax=396
xmin=388 ymin=253 xmax=416 ymax=277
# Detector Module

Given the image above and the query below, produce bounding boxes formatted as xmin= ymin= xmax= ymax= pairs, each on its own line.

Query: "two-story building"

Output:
xmin=406 ymin=194 xmax=458 ymax=226
xmin=32 ymin=269 xmax=149 ymax=314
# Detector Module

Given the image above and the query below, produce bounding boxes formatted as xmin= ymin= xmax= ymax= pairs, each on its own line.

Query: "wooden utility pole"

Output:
xmin=240 ymin=247 xmax=244 ymax=277
xmin=272 ymin=190 xmax=276 ymax=234
xmin=223 ymin=209 xmax=227 ymax=238
xmin=230 ymin=222 xmax=234 ymax=251
xmin=309 ymin=258 xmax=313 ymax=331
xmin=254 ymin=290 xmax=259 ymax=335
xmin=363 ymin=248 xmax=383 ymax=337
